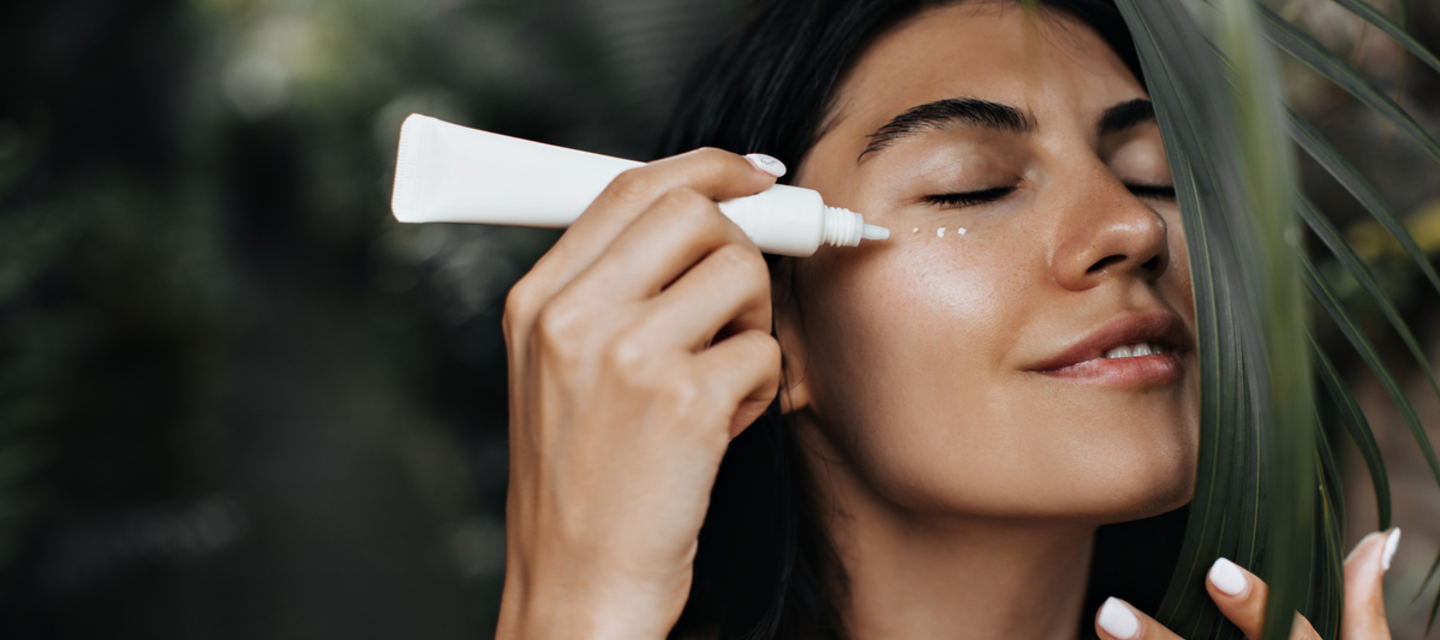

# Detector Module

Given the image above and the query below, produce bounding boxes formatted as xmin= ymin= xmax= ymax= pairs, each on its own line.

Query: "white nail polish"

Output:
xmin=744 ymin=153 xmax=786 ymax=177
xmin=1382 ymin=528 xmax=1401 ymax=571
xmin=1099 ymin=597 xmax=1139 ymax=639
xmin=1208 ymin=557 xmax=1248 ymax=597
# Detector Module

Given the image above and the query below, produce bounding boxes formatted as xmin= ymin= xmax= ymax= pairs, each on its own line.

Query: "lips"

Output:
xmin=1027 ymin=310 xmax=1193 ymax=383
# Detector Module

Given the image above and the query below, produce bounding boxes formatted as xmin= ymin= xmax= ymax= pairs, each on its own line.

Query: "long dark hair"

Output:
xmin=656 ymin=2 xmax=1186 ymax=639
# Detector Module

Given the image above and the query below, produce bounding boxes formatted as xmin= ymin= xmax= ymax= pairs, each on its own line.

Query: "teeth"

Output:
xmin=1104 ymin=343 xmax=1164 ymax=359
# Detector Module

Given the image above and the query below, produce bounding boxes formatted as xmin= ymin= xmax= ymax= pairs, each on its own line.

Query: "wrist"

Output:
xmin=495 ymin=573 xmax=680 ymax=640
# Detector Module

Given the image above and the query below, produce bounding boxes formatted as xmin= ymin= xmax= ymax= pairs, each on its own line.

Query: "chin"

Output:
xmin=1085 ymin=456 xmax=1196 ymax=524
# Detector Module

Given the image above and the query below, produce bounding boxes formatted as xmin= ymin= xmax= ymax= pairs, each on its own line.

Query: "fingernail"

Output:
xmin=745 ymin=153 xmax=786 ymax=178
xmin=1208 ymin=557 xmax=1249 ymax=597
xmin=1099 ymin=597 xmax=1139 ymax=639
xmin=1382 ymin=528 xmax=1401 ymax=571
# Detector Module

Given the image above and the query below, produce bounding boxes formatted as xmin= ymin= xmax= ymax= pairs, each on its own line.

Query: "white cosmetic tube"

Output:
xmin=391 ymin=114 xmax=889 ymax=257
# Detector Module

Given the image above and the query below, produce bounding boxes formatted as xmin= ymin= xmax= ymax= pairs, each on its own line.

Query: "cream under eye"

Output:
xmin=922 ymin=185 xmax=1017 ymax=208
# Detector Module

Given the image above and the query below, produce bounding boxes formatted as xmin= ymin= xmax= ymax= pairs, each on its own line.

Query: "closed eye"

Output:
xmin=924 ymin=183 xmax=1174 ymax=208
xmin=1127 ymin=184 xmax=1176 ymax=200
xmin=923 ymin=186 xmax=1017 ymax=208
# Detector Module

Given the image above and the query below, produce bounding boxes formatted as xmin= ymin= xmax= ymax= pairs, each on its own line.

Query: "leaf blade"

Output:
xmin=1259 ymin=4 xmax=1440 ymax=168
xmin=1309 ymin=332 xmax=1391 ymax=530
xmin=1301 ymin=253 xmax=1440 ymax=494
xmin=1287 ymin=111 xmax=1440 ymax=300
xmin=1325 ymin=0 xmax=1440 ymax=77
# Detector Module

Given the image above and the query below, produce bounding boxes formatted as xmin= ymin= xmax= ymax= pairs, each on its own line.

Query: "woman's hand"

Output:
xmin=495 ymin=149 xmax=787 ymax=640
xmin=1096 ymin=529 xmax=1401 ymax=640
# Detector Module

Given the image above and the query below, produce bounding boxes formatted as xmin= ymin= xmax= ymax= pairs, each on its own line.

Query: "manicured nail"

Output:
xmin=1382 ymin=528 xmax=1401 ymax=571
xmin=1208 ymin=557 xmax=1248 ymax=597
xmin=1099 ymin=597 xmax=1139 ymax=639
xmin=745 ymin=153 xmax=786 ymax=178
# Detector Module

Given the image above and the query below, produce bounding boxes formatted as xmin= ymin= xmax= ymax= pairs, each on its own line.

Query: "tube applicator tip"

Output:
xmin=862 ymin=224 xmax=890 ymax=241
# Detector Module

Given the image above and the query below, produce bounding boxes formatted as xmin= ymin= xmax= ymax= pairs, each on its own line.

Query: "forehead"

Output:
xmin=826 ymin=3 xmax=1145 ymax=139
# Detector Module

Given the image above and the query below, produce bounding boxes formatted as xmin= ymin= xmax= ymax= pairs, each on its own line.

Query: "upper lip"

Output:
xmin=1027 ymin=310 xmax=1193 ymax=372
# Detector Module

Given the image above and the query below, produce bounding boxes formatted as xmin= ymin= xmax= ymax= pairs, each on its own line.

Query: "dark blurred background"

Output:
xmin=0 ymin=0 xmax=1437 ymax=638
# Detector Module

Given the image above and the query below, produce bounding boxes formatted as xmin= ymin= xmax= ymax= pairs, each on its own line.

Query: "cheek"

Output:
xmin=803 ymin=226 xmax=1026 ymax=393
xmin=794 ymin=223 xmax=1200 ymax=520
xmin=797 ymin=231 xmax=1044 ymax=506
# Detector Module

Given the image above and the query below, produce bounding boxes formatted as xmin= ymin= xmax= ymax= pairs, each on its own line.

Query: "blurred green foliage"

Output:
xmin=0 ymin=0 xmax=736 ymax=637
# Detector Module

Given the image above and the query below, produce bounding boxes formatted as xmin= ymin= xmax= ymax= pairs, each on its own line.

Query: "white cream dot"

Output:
xmin=912 ymin=227 xmax=919 ymax=234
xmin=937 ymin=227 xmax=946 ymax=238
xmin=958 ymin=227 xmax=967 ymax=235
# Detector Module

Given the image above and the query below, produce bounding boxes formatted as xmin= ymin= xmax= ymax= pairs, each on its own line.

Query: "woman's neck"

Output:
xmin=795 ymin=422 xmax=1097 ymax=640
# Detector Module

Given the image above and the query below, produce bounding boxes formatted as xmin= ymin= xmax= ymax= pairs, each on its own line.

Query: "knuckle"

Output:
xmin=756 ymin=332 xmax=782 ymax=364
xmin=653 ymin=188 xmax=713 ymax=218
xmin=690 ymin=146 xmax=736 ymax=166
xmin=711 ymin=243 xmax=777 ymax=296
xmin=712 ymin=243 xmax=770 ymax=284
xmin=503 ymin=279 xmax=542 ymax=340
xmin=739 ymin=329 xmax=781 ymax=363
xmin=659 ymin=378 xmax=705 ymax=415
xmin=604 ymin=332 xmax=651 ymax=372
xmin=504 ymin=278 xmax=538 ymax=320
xmin=606 ymin=168 xmax=660 ymax=204
xmin=532 ymin=295 xmax=584 ymax=348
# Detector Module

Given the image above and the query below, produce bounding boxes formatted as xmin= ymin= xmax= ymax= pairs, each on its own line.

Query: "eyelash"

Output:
xmin=923 ymin=184 xmax=1177 ymax=208
xmin=923 ymin=186 xmax=1016 ymax=207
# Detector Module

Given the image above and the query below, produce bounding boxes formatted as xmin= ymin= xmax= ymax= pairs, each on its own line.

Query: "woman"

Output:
xmin=495 ymin=1 xmax=1399 ymax=638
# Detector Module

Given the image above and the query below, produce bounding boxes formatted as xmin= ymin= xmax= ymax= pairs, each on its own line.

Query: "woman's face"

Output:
xmin=782 ymin=3 xmax=1199 ymax=522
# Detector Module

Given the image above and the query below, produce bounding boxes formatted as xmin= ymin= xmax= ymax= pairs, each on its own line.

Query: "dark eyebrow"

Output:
xmin=858 ymin=97 xmax=1036 ymax=162
xmin=1097 ymin=99 xmax=1155 ymax=137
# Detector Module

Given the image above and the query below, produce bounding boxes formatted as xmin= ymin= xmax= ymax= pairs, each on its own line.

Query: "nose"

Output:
xmin=1049 ymin=171 xmax=1170 ymax=291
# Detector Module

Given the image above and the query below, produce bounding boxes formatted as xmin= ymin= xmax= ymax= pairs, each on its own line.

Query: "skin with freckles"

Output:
xmin=784 ymin=3 xmax=1198 ymax=524
xmin=769 ymin=6 xmax=1199 ymax=637
xmin=494 ymin=3 xmax=1396 ymax=640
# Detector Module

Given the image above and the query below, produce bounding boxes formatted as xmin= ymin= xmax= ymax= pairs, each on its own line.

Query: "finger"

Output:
xmin=1095 ymin=597 xmax=1184 ymax=640
xmin=1206 ymin=558 xmax=1269 ymax=640
xmin=1206 ymin=558 xmax=1325 ymax=640
xmin=637 ymin=242 xmax=772 ymax=351
xmin=693 ymin=328 xmax=781 ymax=438
xmin=581 ymin=187 xmax=756 ymax=302
xmin=1341 ymin=529 xmax=1398 ymax=640
xmin=530 ymin=149 xmax=783 ymax=299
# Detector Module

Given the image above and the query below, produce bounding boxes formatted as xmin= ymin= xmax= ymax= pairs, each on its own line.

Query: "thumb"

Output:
xmin=1341 ymin=528 xmax=1399 ymax=640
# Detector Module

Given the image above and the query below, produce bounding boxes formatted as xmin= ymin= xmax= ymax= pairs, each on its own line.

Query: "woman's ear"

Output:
xmin=780 ymin=362 xmax=813 ymax=415
xmin=774 ymin=298 xmax=814 ymax=415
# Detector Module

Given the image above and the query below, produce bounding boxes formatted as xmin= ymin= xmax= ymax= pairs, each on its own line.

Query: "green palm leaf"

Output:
xmin=1321 ymin=478 xmax=1345 ymax=638
xmin=1259 ymin=4 xmax=1440 ymax=167
xmin=1110 ymin=4 xmax=1238 ymax=637
xmin=1114 ymin=1 xmax=1315 ymax=638
xmin=1310 ymin=333 xmax=1391 ymax=531
xmin=1326 ymin=0 xmax=1440 ymax=77
xmin=1297 ymin=194 xmax=1440 ymax=421
xmin=1116 ymin=0 xmax=1440 ymax=637
xmin=1304 ymin=249 xmax=1440 ymax=633
xmin=1300 ymin=249 xmax=1438 ymax=513
xmin=1287 ymin=111 xmax=1440 ymax=300
xmin=1314 ymin=427 xmax=1346 ymax=640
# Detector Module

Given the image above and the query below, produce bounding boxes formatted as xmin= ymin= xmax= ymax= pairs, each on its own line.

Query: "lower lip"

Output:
xmin=1034 ymin=353 xmax=1183 ymax=386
